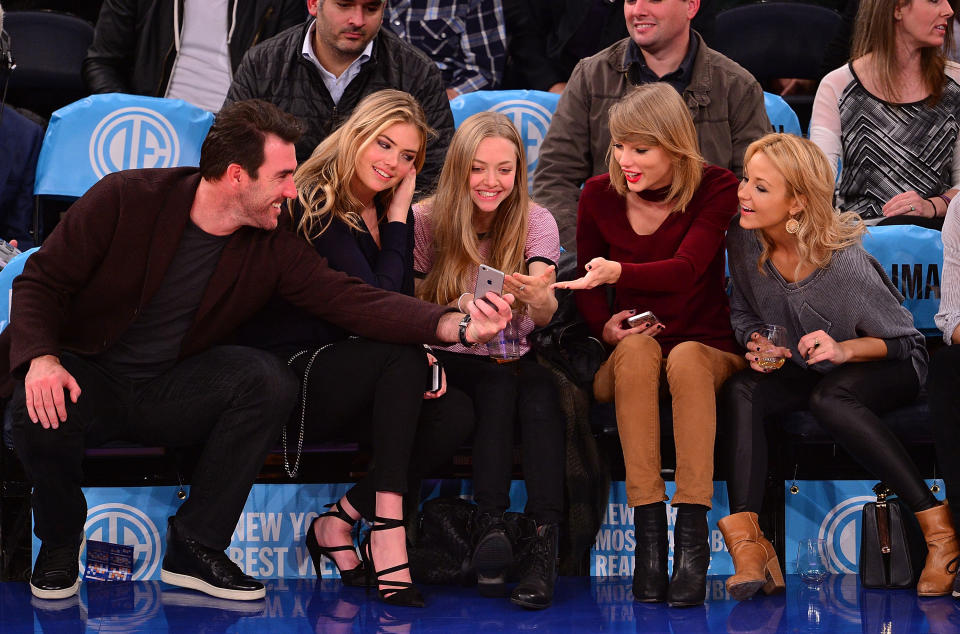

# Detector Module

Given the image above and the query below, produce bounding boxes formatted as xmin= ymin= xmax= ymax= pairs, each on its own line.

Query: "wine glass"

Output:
xmin=796 ymin=538 xmax=829 ymax=586
xmin=758 ymin=324 xmax=788 ymax=370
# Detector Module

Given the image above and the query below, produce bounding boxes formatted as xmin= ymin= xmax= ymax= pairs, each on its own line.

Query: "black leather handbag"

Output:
xmin=859 ymin=483 xmax=927 ymax=589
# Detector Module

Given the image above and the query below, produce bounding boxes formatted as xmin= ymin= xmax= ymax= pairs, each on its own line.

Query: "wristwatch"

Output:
xmin=458 ymin=314 xmax=472 ymax=347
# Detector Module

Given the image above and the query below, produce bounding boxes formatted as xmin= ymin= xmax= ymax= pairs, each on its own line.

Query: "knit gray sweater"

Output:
xmin=727 ymin=218 xmax=928 ymax=383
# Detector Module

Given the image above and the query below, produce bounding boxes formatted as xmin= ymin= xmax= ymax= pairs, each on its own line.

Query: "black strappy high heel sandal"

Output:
xmin=305 ymin=501 xmax=369 ymax=587
xmin=361 ymin=516 xmax=425 ymax=608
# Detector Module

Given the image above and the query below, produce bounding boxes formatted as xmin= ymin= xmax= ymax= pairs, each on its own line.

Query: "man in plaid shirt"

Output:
xmin=384 ymin=0 xmax=506 ymax=98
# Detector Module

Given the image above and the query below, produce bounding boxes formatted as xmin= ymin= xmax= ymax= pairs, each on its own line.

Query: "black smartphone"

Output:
xmin=425 ymin=360 xmax=442 ymax=393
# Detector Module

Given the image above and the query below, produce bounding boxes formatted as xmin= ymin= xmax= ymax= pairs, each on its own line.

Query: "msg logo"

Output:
xmin=85 ymin=503 xmax=163 ymax=580
xmin=817 ymin=495 xmax=874 ymax=574
xmin=490 ymin=100 xmax=555 ymax=174
xmin=88 ymin=107 xmax=181 ymax=178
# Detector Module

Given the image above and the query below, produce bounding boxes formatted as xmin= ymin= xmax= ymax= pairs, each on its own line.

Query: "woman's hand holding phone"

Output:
xmin=602 ymin=309 xmax=663 ymax=346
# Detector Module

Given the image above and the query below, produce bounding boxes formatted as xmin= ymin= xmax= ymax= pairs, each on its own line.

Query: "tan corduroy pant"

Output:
xmin=593 ymin=334 xmax=747 ymax=508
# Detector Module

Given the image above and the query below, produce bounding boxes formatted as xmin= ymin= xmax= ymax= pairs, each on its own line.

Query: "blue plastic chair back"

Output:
xmin=34 ymin=94 xmax=214 ymax=198
xmin=0 ymin=247 xmax=40 ymax=333
xmin=861 ymin=225 xmax=943 ymax=336
xmin=763 ymin=92 xmax=802 ymax=136
xmin=449 ymin=90 xmax=561 ymax=191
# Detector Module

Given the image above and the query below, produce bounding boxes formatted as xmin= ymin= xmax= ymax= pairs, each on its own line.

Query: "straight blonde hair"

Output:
xmin=745 ymin=133 xmax=865 ymax=275
xmin=606 ymin=83 xmax=703 ymax=213
xmin=852 ymin=0 xmax=950 ymax=105
xmin=293 ymin=89 xmax=431 ymax=242
xmin=417 ymin=112 xmax=530 ymax=306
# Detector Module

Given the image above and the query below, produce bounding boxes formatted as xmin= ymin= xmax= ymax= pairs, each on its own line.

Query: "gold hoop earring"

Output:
xmin=785 ymin=217 xmax=800 ymax=234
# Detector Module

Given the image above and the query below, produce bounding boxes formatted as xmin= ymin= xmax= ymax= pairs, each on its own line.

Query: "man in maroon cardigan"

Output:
xmin=8 ymin=99 xmax=512 ymax=602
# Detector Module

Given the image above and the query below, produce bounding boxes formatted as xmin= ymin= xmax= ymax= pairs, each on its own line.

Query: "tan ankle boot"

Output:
xmin=717 ymin=512 xmax=786 ymax=601
xmin=915 ymin=502 xmax=960 ymax=597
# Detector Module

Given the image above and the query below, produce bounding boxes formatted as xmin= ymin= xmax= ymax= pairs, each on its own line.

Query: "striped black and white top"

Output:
xmin=810 ymin=62 xmax=960 ymax=223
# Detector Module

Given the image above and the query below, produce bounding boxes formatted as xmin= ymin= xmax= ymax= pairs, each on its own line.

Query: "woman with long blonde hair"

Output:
xmin=241 ymin=90 xmax=475 ymax=609
xmin=554 ymin=83 xmax=745 ymax=608
xmin=721 ymin=133 xmax=957 ymax=600
xmin=414 ymin=111 xmax=563 ymax=609
xmin=810 ymin=0 xmax=959 ymax=227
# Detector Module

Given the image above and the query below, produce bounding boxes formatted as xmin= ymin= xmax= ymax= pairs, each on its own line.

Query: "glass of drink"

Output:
xmin=486 ymin=312 xmax=522 ymax=363
xmin=757 ymin=324 xmax=788 ymax=370
xmin=796 ymin=538 xmax=829 ymax=586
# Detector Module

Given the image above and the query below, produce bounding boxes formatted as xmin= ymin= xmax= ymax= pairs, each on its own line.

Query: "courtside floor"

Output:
xmin=1 ymin=575 xmax=957 ymax=632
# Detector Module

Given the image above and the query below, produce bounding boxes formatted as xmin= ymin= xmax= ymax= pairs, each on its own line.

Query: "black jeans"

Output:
xmin=433 ymin=349 xmax=566 ymax=524
xmin=292 ymin=339 xmax=473 ymax=519
xmin=11 ymin=346 xmax=298 ymax=551
xmin=721 ymin=359 xmax=936 ymax=514
xmin=927 ymin=345 xmax=960 ymax=528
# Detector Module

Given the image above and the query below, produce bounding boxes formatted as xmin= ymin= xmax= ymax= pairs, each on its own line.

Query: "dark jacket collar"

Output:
xmin=609 ymin=30 xmax=712 ymax=103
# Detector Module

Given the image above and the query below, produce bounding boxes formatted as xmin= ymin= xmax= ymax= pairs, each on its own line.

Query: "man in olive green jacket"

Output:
xmin=534 ymin=0 xmax=770 ymax=255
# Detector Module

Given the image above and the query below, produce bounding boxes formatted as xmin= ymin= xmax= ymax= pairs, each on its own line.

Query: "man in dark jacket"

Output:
xmin=82 ymin=0 xmax=307 ymax=111
xmin=224 ymin=0 xmax=454 ymax=194
xmin=11 ymin=99 xmax=510 ymax=602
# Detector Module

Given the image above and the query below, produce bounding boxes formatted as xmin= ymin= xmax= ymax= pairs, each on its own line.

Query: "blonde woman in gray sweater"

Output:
xmin=719 ymin=133 xmax=958 ymax=601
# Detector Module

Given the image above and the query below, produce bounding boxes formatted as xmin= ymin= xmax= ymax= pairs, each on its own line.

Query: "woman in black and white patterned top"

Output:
xmin=810 ymin=0 xmax=959 ymax=228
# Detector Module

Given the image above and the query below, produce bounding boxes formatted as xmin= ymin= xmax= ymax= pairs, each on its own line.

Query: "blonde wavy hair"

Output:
xmin=292 ymin=89 xmax=431 ymax=241
xmin=606 ymin=83 xmax=704 ymax=213
xmin=745 ymin=133 xmax=865 ymax=276
xmin=852 ymin=0 xmax=950 ymax=105
xmin=417 ymin=112 xmax=530 ymax=306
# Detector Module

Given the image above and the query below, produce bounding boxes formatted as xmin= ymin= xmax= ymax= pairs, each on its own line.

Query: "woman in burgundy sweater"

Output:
xmin=555 ymin=83 xmax=745 ymax=607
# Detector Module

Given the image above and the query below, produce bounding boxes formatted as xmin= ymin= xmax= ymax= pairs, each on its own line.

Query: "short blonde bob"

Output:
xmin=606 ymin=82 xmax=703 ymax=213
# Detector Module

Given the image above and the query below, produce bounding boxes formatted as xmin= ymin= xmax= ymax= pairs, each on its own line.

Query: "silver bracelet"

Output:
xmin=457 ymin=292 xmax=471 ymax=313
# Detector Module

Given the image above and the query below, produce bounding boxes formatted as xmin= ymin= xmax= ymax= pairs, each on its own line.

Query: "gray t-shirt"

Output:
xmin=94 ymin=221 xmax=229 ymax=381
xmin=726 ymin=217 xmax=928 ymax=383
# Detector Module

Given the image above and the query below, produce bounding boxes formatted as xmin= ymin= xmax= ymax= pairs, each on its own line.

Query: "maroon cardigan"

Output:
xmin=2 ymin=167 xmax=450 ymax=385
xmin=574 ymin=166 xmax=740 ymax=355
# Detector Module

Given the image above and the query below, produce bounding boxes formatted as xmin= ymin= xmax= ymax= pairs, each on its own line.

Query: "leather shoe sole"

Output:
xmin=161 ymin=568 xmax=265 ymax=601
xmin=30 ymin=577 xmax=81 ymax=600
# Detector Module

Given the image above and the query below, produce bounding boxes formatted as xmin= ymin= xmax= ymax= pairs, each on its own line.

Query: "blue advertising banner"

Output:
xmin=34 ymin=94 xmax=214 ymax=199
xmin=589 ymin=481 xmax=734 ymax=576
xmin=784 ymin=480 xmax=944 ymax=574
xmin=33 ymin=481 xmax=529 ymax=580
xmin=862 ymin=225 xmax=943 ymax=335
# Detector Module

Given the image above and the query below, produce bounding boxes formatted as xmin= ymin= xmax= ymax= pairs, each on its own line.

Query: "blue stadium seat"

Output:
xmin=764 ymin=92 xmax=802 ymax=137
xmin=449 ymin=89 xmax=561 ymax=192
xmin=32 ymin=93 xmax=214 ymax=243
xmin=0 ymin=247 xmax=38 ymax=333
xmin=861 ymin=225 xmax=943 ymax=337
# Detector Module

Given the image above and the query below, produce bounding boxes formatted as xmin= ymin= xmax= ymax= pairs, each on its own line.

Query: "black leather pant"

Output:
xmin=720 ymin=358 xmax=936 ymax=514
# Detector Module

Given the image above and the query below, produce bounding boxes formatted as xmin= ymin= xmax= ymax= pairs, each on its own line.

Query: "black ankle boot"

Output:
xmin=471 ymin=512 xmax=513 ymax=597
xmin=667 ymin=504 xmax=710 ymax=607
xmin=510 ymin=520 xmax=558 ymax=610
xmin=632 ymin=502 xmax=668 ymax=602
